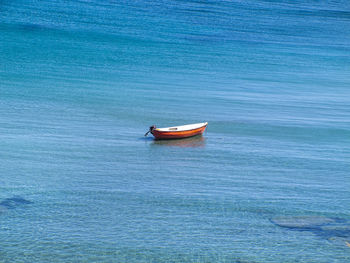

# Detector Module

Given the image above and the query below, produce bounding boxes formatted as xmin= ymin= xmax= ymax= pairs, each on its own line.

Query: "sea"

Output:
xmin=1 ymin=1 xmax=350 ymax=262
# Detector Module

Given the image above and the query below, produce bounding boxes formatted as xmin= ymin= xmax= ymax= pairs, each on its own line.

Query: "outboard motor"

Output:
xmin=144 ymin=125 xmax=156 ymax=136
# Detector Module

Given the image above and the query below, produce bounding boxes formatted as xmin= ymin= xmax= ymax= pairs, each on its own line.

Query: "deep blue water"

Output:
xmin=1 ymin=0 xmax=350 ymax=262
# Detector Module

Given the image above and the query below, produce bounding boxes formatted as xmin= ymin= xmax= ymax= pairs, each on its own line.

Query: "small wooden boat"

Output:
xmin=145 ymin=122 xmax=208 ymax=140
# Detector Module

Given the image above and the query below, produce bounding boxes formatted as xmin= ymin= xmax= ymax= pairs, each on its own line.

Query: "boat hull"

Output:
xmin=152 ymin=124 xmax=207 ymax=140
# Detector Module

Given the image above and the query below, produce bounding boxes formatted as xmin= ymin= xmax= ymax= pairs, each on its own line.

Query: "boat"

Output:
xmin=145 ymin=122 xmax=208 ymax=140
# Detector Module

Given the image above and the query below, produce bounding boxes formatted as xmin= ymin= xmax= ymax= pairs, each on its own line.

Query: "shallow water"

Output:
xmin=1 ymin=0 xmax=350 ymax=262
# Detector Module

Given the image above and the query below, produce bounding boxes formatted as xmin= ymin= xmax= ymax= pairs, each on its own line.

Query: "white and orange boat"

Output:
xmin=145 ymin=122 xmax=208 ymax=140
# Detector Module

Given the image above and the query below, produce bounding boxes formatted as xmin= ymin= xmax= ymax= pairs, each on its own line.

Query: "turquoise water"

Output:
xmin=1 ymin=1 xmax=350 ymax=262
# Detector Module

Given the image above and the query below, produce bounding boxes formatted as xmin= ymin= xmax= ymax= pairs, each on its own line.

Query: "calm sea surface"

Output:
xmin=1 ymin=1 xmax=350 ymax=262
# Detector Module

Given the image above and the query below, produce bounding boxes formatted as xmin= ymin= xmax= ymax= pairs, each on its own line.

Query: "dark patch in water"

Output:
xmin=270 ymin=216 xmax=350 ymax=243
xmin=17 ymin=23 xmax=50 ymax=32
xmin=0 ymin=196 xmax=32 ymax=209
xmin=320 ymin=225 xmax=350 ymax=239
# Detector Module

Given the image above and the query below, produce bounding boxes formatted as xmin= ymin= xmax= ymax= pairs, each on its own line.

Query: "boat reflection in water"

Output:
xmin=152 ymin=135 xmax=206 ymax=148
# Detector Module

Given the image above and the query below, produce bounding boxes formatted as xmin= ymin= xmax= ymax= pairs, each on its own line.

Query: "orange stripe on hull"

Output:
xmin=152 ymin=125 xmax=207 ymax=140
